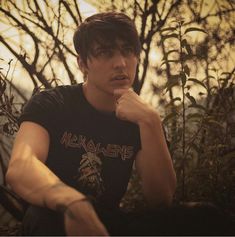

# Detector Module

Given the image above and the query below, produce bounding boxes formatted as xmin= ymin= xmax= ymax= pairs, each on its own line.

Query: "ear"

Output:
xmin=77 ymin=55 xmax=88 ymax=75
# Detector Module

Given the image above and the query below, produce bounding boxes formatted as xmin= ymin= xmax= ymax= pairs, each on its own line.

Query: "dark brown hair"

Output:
xmin=73 ymin=12 xmax=141 ymax=64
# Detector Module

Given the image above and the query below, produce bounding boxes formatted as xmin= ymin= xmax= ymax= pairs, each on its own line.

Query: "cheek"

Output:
xmin=129 ymin=59 xmax=138 ymax=73
xmin=87 ymin=64 xmax=100 ymax=76
xmin=132 ymin=57 xmax=138 ymax=66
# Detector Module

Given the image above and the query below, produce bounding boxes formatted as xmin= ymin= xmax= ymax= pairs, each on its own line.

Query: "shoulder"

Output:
xmin=28 ymin=84 xmax=82 ymax=108
xmin=18 ymin=84 xmax=83 ymax=131
xmin=18 ymin=84 xmax=82 ymax=125
xmin=37 ymin=84 xmax=80 ymax=101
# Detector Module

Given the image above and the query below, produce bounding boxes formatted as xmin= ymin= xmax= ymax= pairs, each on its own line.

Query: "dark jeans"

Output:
xmin=22 ymin=203 xmax=234 ymax=236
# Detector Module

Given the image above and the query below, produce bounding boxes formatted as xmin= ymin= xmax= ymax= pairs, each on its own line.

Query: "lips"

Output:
xmin=111 ymin=74 xmax=129 ymax=81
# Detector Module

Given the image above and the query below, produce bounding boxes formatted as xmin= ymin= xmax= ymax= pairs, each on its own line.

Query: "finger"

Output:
xmin=113 ymin=87 xmax=133 ymax=96
xmin=113 ymin=88 xmax=133 ymax=102
xmin=115 ymin=109 xmax=127 ymax=121
xmin=113 ymin=88 xmax=127 ymax=100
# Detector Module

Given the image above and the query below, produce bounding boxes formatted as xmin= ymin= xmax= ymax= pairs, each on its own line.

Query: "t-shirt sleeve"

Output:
xmin=18 ymin=89 xmax=63 ymax=135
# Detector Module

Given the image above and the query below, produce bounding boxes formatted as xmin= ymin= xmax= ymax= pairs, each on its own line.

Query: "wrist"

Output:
xmin=57 ymin=196 xmax=91 ymax=215
xmin=137 ymin=108 xmax=161 ymax=127
xmin=43 ymin=182 xmax=86 ymax=210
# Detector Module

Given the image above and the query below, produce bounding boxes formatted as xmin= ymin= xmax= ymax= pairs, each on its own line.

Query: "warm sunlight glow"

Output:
xmin=79 ymin=0 xmax=97 ymax=17
xmin=0 ymin=0 xmax=98 ymax=93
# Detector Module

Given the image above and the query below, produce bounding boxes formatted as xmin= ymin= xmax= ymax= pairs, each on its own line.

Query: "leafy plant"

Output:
xmin=160 ymin=21 xmax=235 ymax=211
xmin=0 ymin=59 xmax=27 ymax=222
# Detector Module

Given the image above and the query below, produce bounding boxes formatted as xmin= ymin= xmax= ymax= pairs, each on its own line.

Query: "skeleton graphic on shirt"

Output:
xmin=75 ymin=152 xmax=105 ymax=197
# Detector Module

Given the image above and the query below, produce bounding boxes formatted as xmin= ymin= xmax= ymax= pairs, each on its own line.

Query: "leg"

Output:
xmin=22 ymin=205 xmax=65 ymax=236
xmin=94 ymin=205 xmax=128 ymax=236
xmin=125 ymin=203 xmax=235 ymax=236
xmin=23 ymin=204 xmax=127 ymax=236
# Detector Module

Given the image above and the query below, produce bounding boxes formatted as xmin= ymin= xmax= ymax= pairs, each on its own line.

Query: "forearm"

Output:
xmin=136 ymin=110 xmax=177 ymax=206
xmin=6 ymin=156 xmax=85 ymax=210
xmin=6 ymin=156 xmax=109 ymax=236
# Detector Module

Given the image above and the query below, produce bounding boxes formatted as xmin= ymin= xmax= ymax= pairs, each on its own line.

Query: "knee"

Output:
xmin=22 ymin=205 xmax=65 ymax=236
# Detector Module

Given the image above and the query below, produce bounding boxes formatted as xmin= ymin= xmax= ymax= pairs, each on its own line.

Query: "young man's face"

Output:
xmin=80 ymin=40 xmax=139 ymax=96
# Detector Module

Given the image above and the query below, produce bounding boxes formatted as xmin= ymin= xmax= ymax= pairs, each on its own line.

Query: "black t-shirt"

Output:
xmin=19 ymin=83 xmax=141 ymax=209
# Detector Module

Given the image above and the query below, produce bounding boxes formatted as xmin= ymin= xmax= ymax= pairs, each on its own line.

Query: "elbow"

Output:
xmin=5 ymin=162 xmax=20 ymax=190
xmin=5 ymin=162 xmax=27 ymax=199
xmin=145 ymin=189 xmax=174 ymax=209
xmin=163 ymin=173 xmax=177 ymax=207
xmin=5 ymin=166 xmax=15 ymax=187
xmin=144 ymin=177 xmax=177 ymax=209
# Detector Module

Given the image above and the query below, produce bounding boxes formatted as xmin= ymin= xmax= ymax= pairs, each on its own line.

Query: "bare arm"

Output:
xmin=135 ymin=111 xmax=176 ymax=207
xmin=115 ymin=89 xmax=177 ymax=208
xmin=6 ymin=121 xmax=108 ymax=235
xmin=6 ymin=121 xmax=85 ymax=208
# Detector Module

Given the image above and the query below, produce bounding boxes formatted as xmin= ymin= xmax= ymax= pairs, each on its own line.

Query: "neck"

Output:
xmin=82 ymin=82 xmax=116 ymax=113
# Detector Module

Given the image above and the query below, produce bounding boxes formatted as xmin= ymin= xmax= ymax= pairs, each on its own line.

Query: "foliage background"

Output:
xmin=0 ymin=0 xmax=235 ymax=226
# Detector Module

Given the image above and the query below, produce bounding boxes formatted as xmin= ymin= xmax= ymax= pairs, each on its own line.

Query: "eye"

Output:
xmin=122 ymin=46 xmax=135 ymax=56
xmin=96 ymin=49 xmax=114 ymax=58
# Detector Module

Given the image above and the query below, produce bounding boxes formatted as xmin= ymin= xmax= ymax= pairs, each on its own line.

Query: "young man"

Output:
xmin=6 ymin=12 xmax=176 ymax=235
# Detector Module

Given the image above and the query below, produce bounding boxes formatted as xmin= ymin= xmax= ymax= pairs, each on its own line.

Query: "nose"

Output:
xmin=112 ymin=51 xmax=127 ymax=69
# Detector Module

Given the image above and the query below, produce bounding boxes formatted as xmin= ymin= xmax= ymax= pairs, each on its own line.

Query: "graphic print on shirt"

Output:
xmin=76 ymin=152 xmax=104 ymax=197
xmin=60 ymin=131 xmax=134 ymax=160
xmin=60 ymin=131 xmax=135 ymax=198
